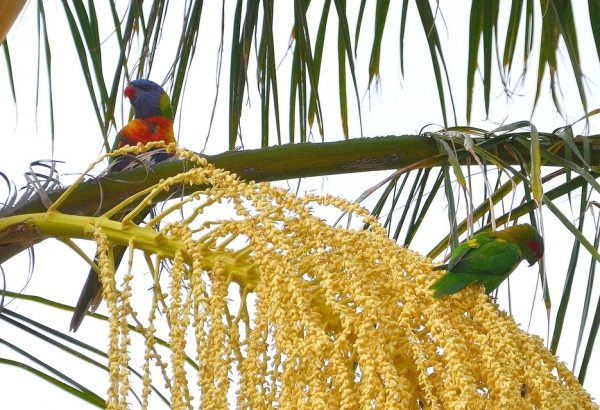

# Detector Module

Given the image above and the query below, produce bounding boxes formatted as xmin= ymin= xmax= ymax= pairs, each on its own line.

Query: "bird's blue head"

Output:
xmin=124 ymin=79 xmax=171 ymax=119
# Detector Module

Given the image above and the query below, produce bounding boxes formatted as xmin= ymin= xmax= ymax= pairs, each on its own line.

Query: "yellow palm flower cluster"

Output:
xmin=84 ymin=144 xmax=597 ymax=409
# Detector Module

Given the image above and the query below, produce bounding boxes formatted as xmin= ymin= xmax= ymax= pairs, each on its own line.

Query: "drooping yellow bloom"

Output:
xmin=47 ymin=144 xmax=600 ymax=409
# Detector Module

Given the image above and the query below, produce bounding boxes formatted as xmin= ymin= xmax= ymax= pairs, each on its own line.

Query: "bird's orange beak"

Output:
xmin=124 ymin=84 xmax=135 ymax=100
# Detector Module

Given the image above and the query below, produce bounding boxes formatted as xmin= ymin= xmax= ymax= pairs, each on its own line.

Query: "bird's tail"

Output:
xmin=70 ymin=245 xmax=127 ymax=332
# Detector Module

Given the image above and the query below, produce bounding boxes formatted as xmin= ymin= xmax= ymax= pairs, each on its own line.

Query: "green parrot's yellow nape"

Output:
xmin=429 ymin=223 xmax=544 ymax=298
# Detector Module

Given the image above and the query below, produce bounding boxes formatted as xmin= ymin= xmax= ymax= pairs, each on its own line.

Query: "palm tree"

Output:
xmin=0 ymin=1 xmax=599 ymax=408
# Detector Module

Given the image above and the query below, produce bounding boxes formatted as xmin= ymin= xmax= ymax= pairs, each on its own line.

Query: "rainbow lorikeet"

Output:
xmin=429 ymin=224 xmax=544 ymax=298
xmin=70 ymin=79 xmax=176 ymax=331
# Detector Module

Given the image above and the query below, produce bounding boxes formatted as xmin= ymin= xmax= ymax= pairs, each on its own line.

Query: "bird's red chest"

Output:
xmin=118 ymin=117 xmax=175 ymax=147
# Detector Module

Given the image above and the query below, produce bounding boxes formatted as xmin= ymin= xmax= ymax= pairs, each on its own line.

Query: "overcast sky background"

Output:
xmin=0 ymin=1 xmax=599 ymax=408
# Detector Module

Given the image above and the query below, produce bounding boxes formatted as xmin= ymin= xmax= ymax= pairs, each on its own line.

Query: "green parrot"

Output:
xmin=429 ymin=224 xmax=544 ymax=298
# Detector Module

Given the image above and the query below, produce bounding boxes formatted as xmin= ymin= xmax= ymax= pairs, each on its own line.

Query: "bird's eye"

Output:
xmin=142 ymin=85 xmax=150 ymax=91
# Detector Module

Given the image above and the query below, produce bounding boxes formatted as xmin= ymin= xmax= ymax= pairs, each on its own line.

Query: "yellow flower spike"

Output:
xmin=32 ymin=147 xmax=600 ymax=409
xmin=189 ymin=243 xmax=211 ymax=402
xmin=168 ymin=248 xmax=191 ymax=409
xmin=115 ymin=239 xmax=136 ymax=409
xmin=141 ymin=308 xmax=159 ymax=409
xmin=202 ymin=260 xmax=231 ymax=407
xmin=92 ymin=226 xmax=120 ymax=410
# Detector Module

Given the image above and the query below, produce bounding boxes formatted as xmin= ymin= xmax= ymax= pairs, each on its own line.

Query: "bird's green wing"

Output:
xmin=450 ymin=239 xmax=521 ymax=276
xmin=446 ymin=233 xmax=495 ymax=270
xmin=430 ymin=235 xmax=523 ymax=298
xmin=429 ymin=273 xmax=478 ymax=297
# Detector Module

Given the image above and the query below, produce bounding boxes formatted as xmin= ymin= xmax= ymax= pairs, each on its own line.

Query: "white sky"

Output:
xmin=0 ymin=0 xmax=599 ymax=408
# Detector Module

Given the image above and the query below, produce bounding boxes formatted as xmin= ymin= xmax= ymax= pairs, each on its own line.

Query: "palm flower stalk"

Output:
xmin=2 ymin=144 xmax=596 ymax=409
